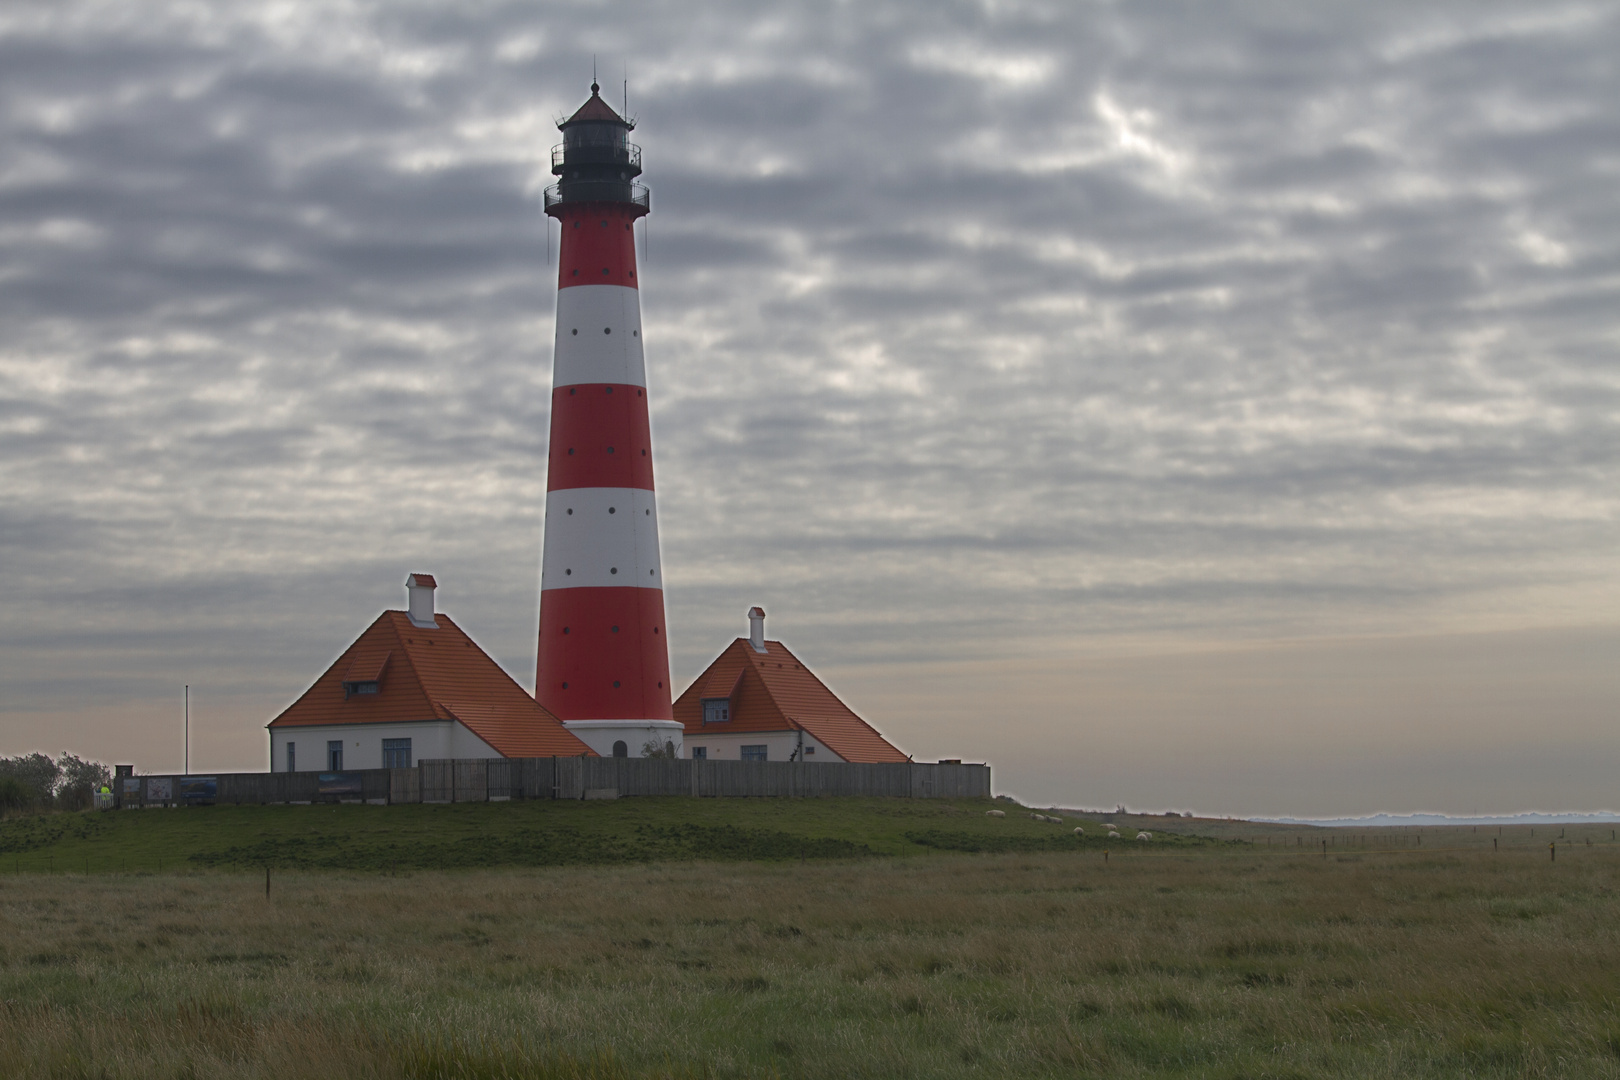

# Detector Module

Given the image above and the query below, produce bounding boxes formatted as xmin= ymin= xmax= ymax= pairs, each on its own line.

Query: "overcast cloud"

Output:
xmin=2 ymin=1 xmax=1616 ymax=814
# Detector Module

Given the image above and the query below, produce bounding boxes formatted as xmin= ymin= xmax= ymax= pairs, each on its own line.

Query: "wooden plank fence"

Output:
xmin=113 ymin=757 xmax=990 ymax=808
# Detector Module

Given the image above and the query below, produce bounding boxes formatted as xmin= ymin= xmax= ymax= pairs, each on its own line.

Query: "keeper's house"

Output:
xmin=675 ymin=608 xmax=908 ymax=764
xmin=267 ymin=575 xmax=591 ymax=772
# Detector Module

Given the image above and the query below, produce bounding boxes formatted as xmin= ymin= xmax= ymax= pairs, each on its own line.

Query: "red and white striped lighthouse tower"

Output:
xmin=535 ymin=82 xmax=681 ymax=758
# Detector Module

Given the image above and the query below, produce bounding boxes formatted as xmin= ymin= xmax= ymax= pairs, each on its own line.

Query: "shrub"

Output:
xmin=0 ymin=752 xmax=112 ymax=810
xmin=0 ymin=777 xmax=42 ymax=811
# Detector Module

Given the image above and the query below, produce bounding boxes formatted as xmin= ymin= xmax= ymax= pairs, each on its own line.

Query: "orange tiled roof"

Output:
xmin=268 ymin=611 xmax=593 ymax=758
xmin=344 ymin=650 xmax=390 ymax=683
xmin=674 ymin=639 xmax=908 ymax=763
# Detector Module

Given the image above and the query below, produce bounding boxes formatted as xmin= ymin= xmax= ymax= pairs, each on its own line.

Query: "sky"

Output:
xmin=2 ymin=1 xmax=1616 ymax=817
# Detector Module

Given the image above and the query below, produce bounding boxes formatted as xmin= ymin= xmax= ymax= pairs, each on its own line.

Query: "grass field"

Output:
xmin=0 ymin=797 xmax=1224 ymax=874
xmin=2 ymin=798 xmax=1618 ymax=1078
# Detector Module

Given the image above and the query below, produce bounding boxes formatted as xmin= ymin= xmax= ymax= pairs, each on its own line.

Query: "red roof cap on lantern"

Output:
xmin=561 ymin=83 xmax=632 ymax=128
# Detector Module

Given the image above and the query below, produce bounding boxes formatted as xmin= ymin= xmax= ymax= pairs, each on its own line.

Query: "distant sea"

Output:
xmin=1255 ymin=811 xmax=1620 ymax=827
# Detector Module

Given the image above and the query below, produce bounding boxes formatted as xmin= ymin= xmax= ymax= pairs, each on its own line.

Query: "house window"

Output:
xmin=741 ymin=745 xmax=767 ymax=762
xmin=327 ymin=740 xmax=343 ymax=771
xmin=690 ymin=746 xmax=706 ymax=760
xmin=612 ymin=740 xmax=628 ymax=758
xmin=287 ymin=742 xmax=296 ymax=773
xmin=344 ymin=680 xmax=379 ymax=698
xmin=702 ymin=698 xmax=730 ymax=723
xmin=382 ymin=738 xmax=412 ymax=769
xmin=805 ymin=746 xmax=815 ymax=756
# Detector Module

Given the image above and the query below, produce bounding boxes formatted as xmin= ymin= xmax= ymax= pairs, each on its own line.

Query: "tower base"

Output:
xmin=563 ymin=719 xmax=685 ymax=759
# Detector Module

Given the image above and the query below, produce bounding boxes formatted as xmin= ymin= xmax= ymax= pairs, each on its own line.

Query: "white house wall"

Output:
xmin=682 ymin=728 xmax=839 ymax=763
xmin=270 ymin=720 xmax=498 ymax=772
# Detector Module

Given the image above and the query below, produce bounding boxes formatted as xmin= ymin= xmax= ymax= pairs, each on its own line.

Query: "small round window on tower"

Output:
xmin=604 ymin=327 xmax=611 ymax=334
xmin=571 ymin=329 xmax=578 ymax=335
xmin=566 ymin=508 xmax=573 ymax=515
xmin=610 ymin=567 xmax=618 ymax=574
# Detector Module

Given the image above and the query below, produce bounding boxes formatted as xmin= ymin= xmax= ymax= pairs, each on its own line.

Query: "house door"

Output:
xmin=328 ymin=740 xmax=343 ymax=771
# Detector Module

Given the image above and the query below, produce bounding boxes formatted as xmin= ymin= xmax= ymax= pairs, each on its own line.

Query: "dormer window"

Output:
xmin=342 ymin=651 xmax=390 ymax=700
xmin=702 ymin=698 xmax=730 ymax=724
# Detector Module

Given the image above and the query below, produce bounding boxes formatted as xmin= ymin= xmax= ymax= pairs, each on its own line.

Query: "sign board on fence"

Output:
xmin=146 ymin=777 xmax=173 ymax=801
xmin=180 ymin=776 xmax=217 ymax=802
xmin=317 ymin=772 xmax=363 ymax=796
xmin=121 ymin=777 xmax=141 ymax=798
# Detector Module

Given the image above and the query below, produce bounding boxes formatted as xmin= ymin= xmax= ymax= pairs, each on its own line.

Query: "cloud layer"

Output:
xmin=2 ymin=2 xmax=1616 ymax=808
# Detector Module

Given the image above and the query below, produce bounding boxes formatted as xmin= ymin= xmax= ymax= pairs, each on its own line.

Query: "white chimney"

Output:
xmin=748 ymin=606 xmax=767 ymax=652
xmin=406 ymin=573 xmax=439 ymax=628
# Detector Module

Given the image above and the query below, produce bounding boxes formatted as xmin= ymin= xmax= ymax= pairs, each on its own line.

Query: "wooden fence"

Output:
xmin=115 ymin=757 xmax=991 ymax=808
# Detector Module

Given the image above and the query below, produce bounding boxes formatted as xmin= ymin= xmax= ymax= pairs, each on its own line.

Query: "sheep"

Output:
xmin=1073 ymin=827 xmax=1084 ymax=836
xmin=1107 ymin=831 xmax=1121 ymax=839
xmin=1136 ymin=831 xmax=1152 ymax=841
xmin=986 ymin=809 xmax=1005 ymax=818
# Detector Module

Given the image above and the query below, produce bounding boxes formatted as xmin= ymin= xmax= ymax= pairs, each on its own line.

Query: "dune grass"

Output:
xmin=2 ymin=806 xmax=1617 ymax=1078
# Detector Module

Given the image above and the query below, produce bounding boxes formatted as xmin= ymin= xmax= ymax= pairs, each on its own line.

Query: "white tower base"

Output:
xmin=563 ymin=719 xmax=685 ymax=759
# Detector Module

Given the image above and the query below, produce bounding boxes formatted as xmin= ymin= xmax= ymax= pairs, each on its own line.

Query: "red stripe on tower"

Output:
xmin=535 ymin=82 xmax=679 ymax=759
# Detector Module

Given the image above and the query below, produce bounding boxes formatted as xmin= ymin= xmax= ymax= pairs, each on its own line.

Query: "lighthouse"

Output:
xmin=535 ymin=83 xmax=682 ymax=759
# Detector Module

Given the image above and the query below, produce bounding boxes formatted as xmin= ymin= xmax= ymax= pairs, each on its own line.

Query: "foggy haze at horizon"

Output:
xmin=2 ymin=2 xmax=1616 ymax=818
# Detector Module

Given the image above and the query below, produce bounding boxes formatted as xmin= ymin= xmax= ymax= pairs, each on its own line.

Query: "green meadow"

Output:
xmin=2 ymin=798 xmax=1618 ymax=1078
xmin=0 ymin=797 xmax=1219 ymax=873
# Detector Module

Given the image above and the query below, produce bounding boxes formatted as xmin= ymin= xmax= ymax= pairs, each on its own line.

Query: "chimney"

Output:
xmin=748 ymin=606 xmax=767 ymax=652
xmin=406 ymin=573 xmax=439 ymax=628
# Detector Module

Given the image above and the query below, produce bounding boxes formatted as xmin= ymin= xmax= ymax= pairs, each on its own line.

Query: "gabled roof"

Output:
xmin=674 ymin=639 xmax=908 ymax=763
xmin=269 ymin=611 xmax=593 ymax=758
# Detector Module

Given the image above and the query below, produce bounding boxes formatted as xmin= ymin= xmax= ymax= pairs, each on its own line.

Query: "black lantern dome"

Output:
xmin=544 ymin=82 xmax=649 ymax=217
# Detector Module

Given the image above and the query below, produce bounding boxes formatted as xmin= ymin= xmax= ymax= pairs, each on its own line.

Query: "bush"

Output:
xmin=0 ymin=777 xmax=42 ymax=811
xmin=55 ymin=754 xmax=112 ymax=810
xmin=0 ymin=752 xmax=112 ymax=811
